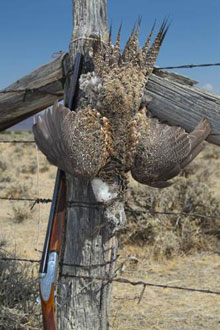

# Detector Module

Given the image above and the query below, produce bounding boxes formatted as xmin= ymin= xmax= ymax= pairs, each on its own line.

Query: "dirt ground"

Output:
xmin=0 ymin=131 xmax=56 ymax=259
xmin=110 ymin=252 xmax=220 ymax=330
xmin=1 ymin=130 xmax=220 ymax=329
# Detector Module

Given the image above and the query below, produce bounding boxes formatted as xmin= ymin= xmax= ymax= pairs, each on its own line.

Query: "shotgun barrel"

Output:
xmin=39 ymin=53 xmax=83 ymax=330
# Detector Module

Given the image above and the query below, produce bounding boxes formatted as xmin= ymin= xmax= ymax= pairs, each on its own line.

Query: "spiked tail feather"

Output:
xmin=142 ymin=20 xmax=156 ymax=55
xmin=144 ymin=19 xmax=169 ymax=75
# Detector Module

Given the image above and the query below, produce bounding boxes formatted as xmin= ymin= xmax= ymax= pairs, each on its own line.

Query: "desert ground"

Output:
xmin=1 ymin=130 xmax=220 ymax=329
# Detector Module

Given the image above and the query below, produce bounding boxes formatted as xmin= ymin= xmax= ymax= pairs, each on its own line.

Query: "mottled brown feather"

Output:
xmin=33 ymin=103 xmax=112 ymax=180
xmin=131 ymin=109 xmax=211 ymax=188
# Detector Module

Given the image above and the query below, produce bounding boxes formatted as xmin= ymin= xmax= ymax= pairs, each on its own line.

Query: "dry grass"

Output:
xmin=0 ymin=130 xmax=56 ymax=259
xmin=0 ymin=131 xmax=220 ymax=329
xmin=1 ymin=132 xmax=219 ymax=259
xmin=20 ymin=157 xmax=37 ymax=174
xmin=110 ymin=252 xmax=220 ymax=330
xmin=122 ymin=143 xmax=220 ymax=259
xmin=12 ymin=202 xmax=33 ymax=223
xmin=4 ymin=180 xmax=33 ymax=198
xmin=0 ymin=155 xmax=9 ymax=172
xmin=0 ymin=247 xmax=42 ymax=330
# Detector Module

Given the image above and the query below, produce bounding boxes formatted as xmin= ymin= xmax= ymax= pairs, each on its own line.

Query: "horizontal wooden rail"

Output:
xmin=147 ymin=73 xmax=220 ymax=145
xmin=0 ymin=52 xmax=68 ymax=131
xmin=0 ymin=54 xmax=220 ymax=146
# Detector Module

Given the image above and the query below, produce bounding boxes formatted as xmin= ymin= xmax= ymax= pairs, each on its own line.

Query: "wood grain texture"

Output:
xmin=56 ymin=1 xmax=122 ymax=330
xmin=146 ymin=74 xmax=220 ymax=145
xmin=41 ymin=285 xmax=56 ymax=330
xmin=0 ymin=52 xmax=67 ymax=131
xmin=70 ymin=0 xmax=108 ymax=61
xmin=57 ymin=176 xmax=121 ymax=330
xmin=154 ymin=68 xmax=198 ymax=86
xmin=1 ymin=57 xmax=219 ymax=146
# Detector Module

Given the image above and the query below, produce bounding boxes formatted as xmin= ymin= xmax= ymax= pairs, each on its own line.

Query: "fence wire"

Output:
xmin=60 ymin=274 xmax=220 ymax=298
xmin=1 ymin=256 xmax=220 ymax=297
xmin=1 ymin=195 xmax=220 ymax=220
xmin=1 ymin=134 xmax=220 ymax=301
xmin=0 ymin=61 xmax=219 ymax=100
xmin=157 ymin=62 xmax=220 ymax=70
xmin=0 ymin=140 xmax=35 ymax=143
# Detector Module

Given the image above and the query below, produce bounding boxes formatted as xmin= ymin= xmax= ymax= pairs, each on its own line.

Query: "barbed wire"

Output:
xmin=0 ymin=196 xmax=52 ymax=210
xmin=0 ymin=61 xmax=219 ymax=98
xmin=0 ymin=196 xmax=51 ymax=203
xmin=0 ymin=257 xmax=40 ymax=263
xmin=0 ymin=256 xmax=119 ymax=269
xmin=125 ymin=205 xmax=220 ymax=221
xmin=151 ymin=210 xmax=220 ymax=220
xmin=157 ymin=62 xmax=220 ymax=70
xmin=0 ymin=195 xmax=103 ymax=211
xmin=67 ymin=200 xmax=104 ymax=209
xmin=0 ymin=195 xmax=220 ymax=220
xmin=1 ymin=255 xmax=220 ymax=297
xmin=0 ymin=196 xmax=104 ymax=208
xmin=0 ymin=140 xmax=35 ymax=143
xmin=60 ymin=273 xmax=220 ymax=297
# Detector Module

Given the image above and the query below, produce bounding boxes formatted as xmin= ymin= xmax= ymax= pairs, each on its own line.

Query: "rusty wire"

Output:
xmin=59 ymin=273 xmax=220 ymax=298
xmin=1 ymin=256 xmax=220 ymax=297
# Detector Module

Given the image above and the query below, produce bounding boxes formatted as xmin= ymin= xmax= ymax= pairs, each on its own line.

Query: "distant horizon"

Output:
xmin=9 ymin=116 xmax=33 ymax=131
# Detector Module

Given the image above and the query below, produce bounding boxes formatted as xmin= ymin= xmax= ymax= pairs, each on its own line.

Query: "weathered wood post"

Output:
xmin=57 ymin=1 xmax=125 ymax=329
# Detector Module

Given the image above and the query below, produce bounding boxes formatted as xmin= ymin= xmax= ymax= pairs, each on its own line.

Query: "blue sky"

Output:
xmin=0 ymin=0 xmax=220 ymax=93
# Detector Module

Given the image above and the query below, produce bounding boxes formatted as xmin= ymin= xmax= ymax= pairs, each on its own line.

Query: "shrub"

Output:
xmin=0 ymin=248 xmax=41 ymax=329
xmin=14 ymin=145 xmax=24 ymax=157
xmin=20 ymin=158 xmax=37 ymax=174
xmin=12 ymin=203 xmax=32 ymax=223
xmin=4 ymin=180 xmax=33 ymax=198
xmin=0 ymin=156 xmax=9 ymax=172
xmin=122 ymin=175 xmax=220 ymax=259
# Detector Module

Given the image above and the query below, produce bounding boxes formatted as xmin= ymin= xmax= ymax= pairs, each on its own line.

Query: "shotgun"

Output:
xmin=39 ymin=53 xmax=83 ymax=330
xmin=39 ymin=169 xmax=66 ymax=330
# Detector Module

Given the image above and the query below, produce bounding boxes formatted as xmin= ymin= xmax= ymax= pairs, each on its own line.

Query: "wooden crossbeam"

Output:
xmin=1 ymin=60 xmax=219 ymax=147
xmin=0 ymin=52 xmax=68 ymax=131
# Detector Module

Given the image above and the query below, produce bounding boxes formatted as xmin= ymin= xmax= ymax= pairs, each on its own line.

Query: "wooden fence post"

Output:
xmin=56 ymin=1 xmax=125 ymax=329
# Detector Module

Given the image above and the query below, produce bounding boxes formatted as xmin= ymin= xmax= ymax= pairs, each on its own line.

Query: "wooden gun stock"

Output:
xmin=40 ymin=284 xmax=56 ymax=330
